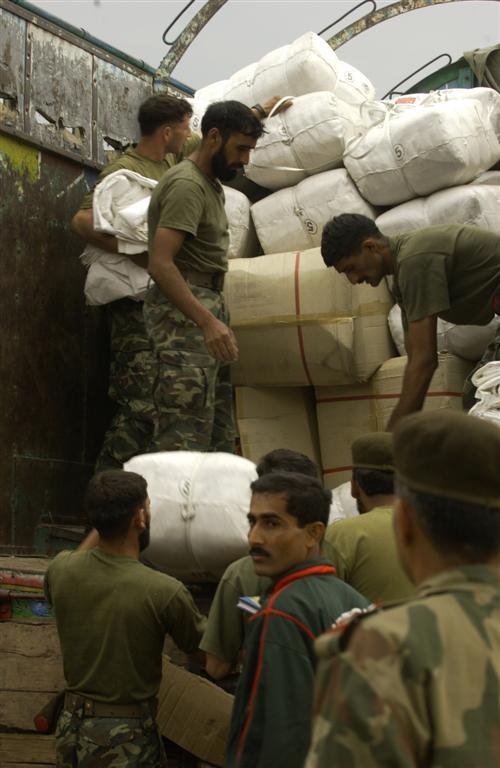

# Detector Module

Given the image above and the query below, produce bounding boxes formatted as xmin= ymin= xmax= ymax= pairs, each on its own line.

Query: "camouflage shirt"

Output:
xmin=306 ymin=564 xmax=500 ymax=768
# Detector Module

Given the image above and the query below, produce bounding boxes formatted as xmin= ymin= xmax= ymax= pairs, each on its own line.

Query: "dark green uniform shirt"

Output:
xmin=44 ymin=549 xmax=206 ymax=704
xmin=391 ymin=225 xmax=500 ymax=330
xmin=148 ymin=158 xmax=229 ymax=274
xmin=224 ymin=558 xmax=370 ymax=768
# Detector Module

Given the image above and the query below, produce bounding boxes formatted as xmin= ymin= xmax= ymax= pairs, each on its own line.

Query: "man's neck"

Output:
xmin=98 ymin=537 xmax=140 ymax=560
xmin=190 ymin=146 xmax=216 ymax=180
xmin=380 ymin=239 xmax=396 ymax=276
xmin=134 ymin=136 xmax=167 ymax=162
xmin=364 ymin=494 xmax=395 ymax=513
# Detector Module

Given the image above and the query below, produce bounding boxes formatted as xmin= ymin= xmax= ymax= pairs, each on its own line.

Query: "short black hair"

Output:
xmin=250 ymin=472 xmax=331 ymax=527
xmin=321 ymin=213 xmax=382 ymax=267
xmin=353 ymin=467 xmax=394 ymax=497
xmin=85 ymin=470 xmax=148 ymax=540
xmin=138 ymin=94 xmax=192 ymax=136
xmin=397 ymin=479 xmax=500 ymax=562
xmin=256 ymin=448 xmax=319 ymax=479
xmin=201 ymin=100 xmax=265 ymax=141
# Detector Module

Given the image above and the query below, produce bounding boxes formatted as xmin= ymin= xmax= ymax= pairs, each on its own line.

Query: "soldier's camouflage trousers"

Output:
xmin=143 ymin=282 xmax=236 ymax=453
xmin=55 ymin=707 xmax=167 ymax=767
xmin=463 ymin=315 xmax=500 ymax=410
xmin=96 ymin=299 xmax=156 ymax=471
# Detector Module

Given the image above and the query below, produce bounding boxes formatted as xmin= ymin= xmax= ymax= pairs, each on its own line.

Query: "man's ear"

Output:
xmin=351 ymin=478 xmax=360 ymax=500
xmin=393 ymin=496 xmax=415 ymax=549
xmin=207 ymin=126 xmax=222 ymax=148
xmin=132 ymin=506 xmax=147 ymax=531
xmin=306 ymin=521 xmax=326 ymax=546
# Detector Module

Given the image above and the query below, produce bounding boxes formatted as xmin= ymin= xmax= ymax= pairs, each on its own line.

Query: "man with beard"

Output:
xmin=145 ymin=101 xmax=265 ymax=452
xmin=44 ymin=470 xmax=206 ymax=767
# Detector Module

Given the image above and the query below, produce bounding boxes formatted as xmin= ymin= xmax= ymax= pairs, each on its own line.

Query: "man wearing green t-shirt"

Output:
xmin=71 ymin=94 xmax=196 ymax=470
xmin=145 ymin=101 xmax=265 ymax=452
xmin=44 ymin=469 xmax=206 ymax=767
xmin=321 ymin=214 xmax=500 ymax=427
xmin=325 ymin=432 xmax=414 ymax=603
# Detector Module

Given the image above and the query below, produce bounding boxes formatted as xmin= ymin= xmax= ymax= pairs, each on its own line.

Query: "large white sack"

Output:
xmin=391 ymin=87 xmax=500 ymax=137
xmin=334 ymin=60 xmax=376 ymax=105
xmin=469 ymin=361 xmax=500 ymax=426
xmin=376 ymin=182 xmax=500 ymax=235
xmin=330 ymin=482 xmax=359 ymax=523
xmin=245 ymin=91 xmax=369 ymax=191
xmin=219 ymin=32 xmax=341 ymax=106
xmin=388 ymin=304 xmax=500 ymax=362
xmin=251 ymin=168 xmax=377 ymax=254
xmin=223 ymin=186 xmax=261 ymax=258
xmin=124 ymin=452 xmax=257 ymax=582
xmin=344 ymin=100 xmax=500 ymax=206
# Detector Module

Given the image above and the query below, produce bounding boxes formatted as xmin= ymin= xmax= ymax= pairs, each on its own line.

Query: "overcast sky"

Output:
xmin=33 ymin=1 xmax=500 ymax=96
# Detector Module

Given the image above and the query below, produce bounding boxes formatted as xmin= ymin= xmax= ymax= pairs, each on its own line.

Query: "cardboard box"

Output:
xmin=316 ymin=353 xmax=473 ymax=488
xmin=157 ymin=657 xmax=234 ymax=767
xmin=236 ymin=386 xmax=322 ymax=469
xmin=225 ymin=248 xmax=394 ymax=386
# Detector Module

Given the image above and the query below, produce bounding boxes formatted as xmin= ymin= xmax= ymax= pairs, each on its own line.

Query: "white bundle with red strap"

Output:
xmin=124 ymin=451 xmax=257 ymax=583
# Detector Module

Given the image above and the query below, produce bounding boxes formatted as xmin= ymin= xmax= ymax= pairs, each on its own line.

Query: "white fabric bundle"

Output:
xmin=124 ymin=451 xmax=257 ymax=582
xmin=329 ymin=482 xmax=359 ymax=524
xmin=335 ymin=61 xmax=376 ymax=105
xmin=251 ymin=168 xmax=377 ymax=254
xmin=376 ymin=181 xmax=500 ymax=235
xmin=388 ymin=305 xmax=500 ymax=362
xmin=245 ymin=91 xmax=370 ymax=191
xmin=469 ymin=361 xmax=500 ymax=425
xmin=223 ymin=186 xmax=260 ymax=258
xmin=343 ymin=100 xmax=500 ymax=206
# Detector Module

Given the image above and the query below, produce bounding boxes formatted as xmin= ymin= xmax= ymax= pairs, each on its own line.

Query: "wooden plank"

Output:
xmin=0 ymin=556 xmax=50 ymax=573
xmin=0 ymin=733 xmax=56 ymax=763
xmin=0 ymin=691 xmax=59 ymax=732
xmin=2 ymin=622 xmax=61 ymax=655
xmin=0 ymin=652 xmax=65 ymax=691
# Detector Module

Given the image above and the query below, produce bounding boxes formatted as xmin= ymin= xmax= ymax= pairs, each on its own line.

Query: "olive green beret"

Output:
xmin=394 ymin=410 xmax=500 ymax=508
xmin=351 ymin=432 xmax=394 ymax=471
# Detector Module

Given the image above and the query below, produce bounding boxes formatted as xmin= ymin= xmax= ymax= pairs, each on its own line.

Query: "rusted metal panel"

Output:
xmin=0 ymin=7 xmax=25 ymax=131
xmin=27 ymin=24 xmax=93 ymax=160
xmin=94 ymin=57 xmax=152 ymax=166
xmin=0 ymin=133 xmax=110 ymax=547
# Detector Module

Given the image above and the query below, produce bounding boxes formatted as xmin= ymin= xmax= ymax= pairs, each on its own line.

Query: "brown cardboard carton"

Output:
xmin=156 ymin=657 xmax=233 ymax=766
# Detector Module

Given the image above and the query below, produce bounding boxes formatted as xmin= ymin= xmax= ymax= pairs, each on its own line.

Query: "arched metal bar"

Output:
xmin=156 ymin=0 xmax=230 ymax=84
xmin=318 ymin=0 xmax=377 ymax=37
xmin=162 ymin=0 xmax=197 ymax=46
xmin=383 ymin=53 xmax=452 ymax=98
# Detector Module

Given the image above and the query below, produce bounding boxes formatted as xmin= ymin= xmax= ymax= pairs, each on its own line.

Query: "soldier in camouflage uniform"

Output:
xmin=145 ymin=101 xmax=265 ymax=452
xmin=306 ymin=410 xmax=500 ymax=768
xmin=44 ymin=470 xmax=206 ymax=767
xmin=71 ymin=94 xmax=197 ymax=469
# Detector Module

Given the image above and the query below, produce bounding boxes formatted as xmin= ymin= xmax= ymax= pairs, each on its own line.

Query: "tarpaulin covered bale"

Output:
xmin=225 ymin=247 xmax=394 ymax=387
xmin=316 ymin=354 xmax=473 ymax=488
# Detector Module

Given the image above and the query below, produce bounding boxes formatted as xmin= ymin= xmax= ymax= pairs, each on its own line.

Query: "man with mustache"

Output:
xmin=145 ymin=101 xmax=265 ymax=452
xmin=224 ymin=472 xmax=369 ymax=768
xmin=44 ymin=470 xmax=206 ymax=767
xmin=321 ymin=213 xmax=500 ymax=427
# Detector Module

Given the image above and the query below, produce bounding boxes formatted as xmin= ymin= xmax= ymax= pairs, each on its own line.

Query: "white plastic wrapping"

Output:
xmin=223 ymin=186 xmax=261 ymax=258
xmin=469 ymin=361 xmax=500 ymax=425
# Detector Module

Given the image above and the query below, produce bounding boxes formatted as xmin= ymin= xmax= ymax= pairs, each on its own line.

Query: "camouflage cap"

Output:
xmin=351 ymin=432 xmax=394 ymax=471
xmin=394 ymin=410 xmax=500 ymax=508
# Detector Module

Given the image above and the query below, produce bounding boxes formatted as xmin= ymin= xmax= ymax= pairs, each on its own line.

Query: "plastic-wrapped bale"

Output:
xmin=334 ymin=60 xmax=376 ymax=105
xmin=225 ymin=247 xmax=394 ymax=387
xmin=330 ymin=481 xmax=359 ymax=523
xmin=315 ymin=354 xmax=473 ymax=488
xmin=216 ymin=32 xmax=341 ymax=106
xmin=388 ymin=304 xmax=500 ymax=362
xmin=124 ymin=452 xmax=257 ymax=582
xmin=191 ymin=80 xmax=227 ymax=134
xmin=223 ymin=186 xmax=261 ymax=258
xmin=251 ymin=168 xmax=377 ymax=254
xmin=245 ymin=91 xmax=371 ymax=191
xmin=376 ymin=180 xmax=500 ymax=235
xmin=390 ymin=87 xmax=500 ymax=138
xmin=235 ymin=386 xmax=322 ymax=469
xmin=343 ymin=100 xmax=500 ymax=206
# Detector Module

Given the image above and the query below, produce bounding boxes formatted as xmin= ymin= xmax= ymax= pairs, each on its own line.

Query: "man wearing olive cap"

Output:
xmin=324 ymin=432 xmax=414 ymax=603
xmin=306 ymin=410 xmax=500 ymax=768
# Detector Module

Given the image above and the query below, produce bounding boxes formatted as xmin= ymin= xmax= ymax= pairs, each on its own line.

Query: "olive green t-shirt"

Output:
xmin=147 ymin=158 xmax=229 ymax=274
xmin=391 ymin=225 xmax=500 ymax=330
xmin=44 ymin=549 xmax=206 ymax=703
xmin=324 ymin=506 xmax=415 ymax=603
xmin=80 ymin=135 xmax=201 ymax=209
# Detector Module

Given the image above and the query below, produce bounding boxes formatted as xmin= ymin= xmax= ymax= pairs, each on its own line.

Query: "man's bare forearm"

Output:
xmin=71 ymin=209 xmax=119 ymax=254
xmin=387 ymin=355 xmax=438 ymax=430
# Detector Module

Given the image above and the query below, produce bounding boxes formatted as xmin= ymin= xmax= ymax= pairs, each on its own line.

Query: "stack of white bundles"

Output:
xmin=469 ymin=361 xmax=500 ymax=425
xmin=223 ymin=186 xmax=261 ymax=258
xmin=190 ymin=80 xmax=226 ymax=134
xmin=343 ymin=100 xmax=500 ymax=206
xmin=315 ymin=354 xmax=473 ymax=489
xmin=391 ymin=87 xmax=500 ymax=138
xmin=245 ymin=91 xmax=372 ymax=191
xmin=388 ymin=304 xmax=500 ymax=362
xmin=376 ymin=180 xmax=500 ymax=235
xmin=251 ymin=168 xmax=377 ymax=254
xmin=225 ymin=247 xmax=394 ymax=387
xmin=124 ymin=452 xmax=257 ymax=582
xmin=335 ymin=60 xmax=376 ymax=105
